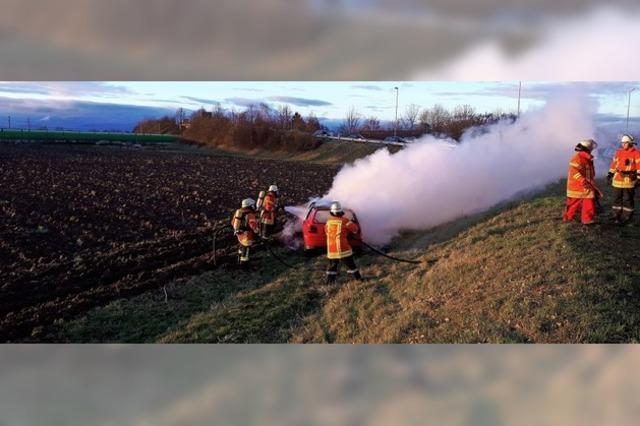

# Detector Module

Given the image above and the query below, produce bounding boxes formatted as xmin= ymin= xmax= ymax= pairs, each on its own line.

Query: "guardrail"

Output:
xmin=320 ymin=135 xmax=407 ymax=147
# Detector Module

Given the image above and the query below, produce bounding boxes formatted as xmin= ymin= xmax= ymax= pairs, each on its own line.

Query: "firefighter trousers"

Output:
xmin=326 ymin=255 xmax=362 ymax=283
xmin=563 ymin=197 xmax=595 ymax=224
xmin=238 ymin=244 xmax=252 ymax=264
xmin=612 ymin=187 xmax=635 ymax=222
xmin=260 ymin=222 xmax=275 ymax=238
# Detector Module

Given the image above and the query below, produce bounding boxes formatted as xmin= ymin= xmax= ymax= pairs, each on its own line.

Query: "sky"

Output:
xmin=0 ymin=81 xmax=638 ymax=131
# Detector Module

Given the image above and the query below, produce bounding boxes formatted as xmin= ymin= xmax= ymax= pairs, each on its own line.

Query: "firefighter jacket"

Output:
xmin=609 ymin=147 xmax=640 ymax=189
xmin=260 ymin=191 xmax=278 ymax=225
xmin=566 ymin=151 xmax=596 ymax=199
xmin=326 ymin=215 xmax=359 ymax=259
xmin=232 ymin=207 xmax=258 ymax=247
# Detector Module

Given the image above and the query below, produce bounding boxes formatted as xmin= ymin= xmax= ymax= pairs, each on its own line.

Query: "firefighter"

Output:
xmin=325 ymin=201 xmax=362 ymax=283
xmin=231 ymin=198 xmax=259 ymax=266
xmin=563 ymin=139 xmax=598 ymax=225
xmin=260 ymin=185 xmax=279 ymax=238
xmin=607 ymin=134 xmax=640 ymax=225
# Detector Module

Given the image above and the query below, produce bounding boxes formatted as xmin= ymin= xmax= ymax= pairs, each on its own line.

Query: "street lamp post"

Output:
xmin=394 ymin=86 xmax=399 ymax=139
xmin=517 ymin=81 xmax=522 ymax=118
xmin=626 ymin=88 xmax=636 ymax=133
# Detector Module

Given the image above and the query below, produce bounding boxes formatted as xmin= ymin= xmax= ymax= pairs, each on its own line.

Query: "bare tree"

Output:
xmin=212 ymin=103 xmax=226 ymax=118
xmin=277 ymin=105 xmax=293 ymax=130
xmin=339 ymin=106 xmax=361 ymax=135
xmin=453 ymin=104 xmax=475 ymax=121
xmin=258 ymin=103 xmax=274 ymax=121
xmin=245 ymin=104 xmax=258 ymax=123
xmin=420 ymin=104 xmax=451 ymax=133
xmin=305 ymin=112 xmax=322 ymax=133
xmin=402 ymin=103 xmax=421 ymax=130
xmin=362 ymin=116 xmax=382 ymax=132
xmin=175 ymin=108 xmax=186 ymax=126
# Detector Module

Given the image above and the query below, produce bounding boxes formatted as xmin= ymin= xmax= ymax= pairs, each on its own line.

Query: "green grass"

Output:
xmin=0 ymin=129 xmax=175 ymax=142
xmin=55 ymin=179 xmax=640 ymax=343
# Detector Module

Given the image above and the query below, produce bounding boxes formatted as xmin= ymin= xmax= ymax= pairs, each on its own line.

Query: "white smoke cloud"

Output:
xmin=321 ymin=93 xmax=598 ymax=245
xmin=417 ymin=7 xmax=640 ymax=80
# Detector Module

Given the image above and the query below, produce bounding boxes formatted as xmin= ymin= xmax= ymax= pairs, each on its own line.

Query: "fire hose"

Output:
xmin=212 ymin=224 xmax=295 ymax=268
xmin=353 ymin=238 xmax=423 ymax=265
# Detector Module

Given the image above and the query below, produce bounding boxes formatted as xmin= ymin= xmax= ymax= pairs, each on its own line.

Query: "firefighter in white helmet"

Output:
xmin=607 ymin=134 xmax=640 ymax=225
xmin=231 ymin=198 xmax=259 ymax=265
xmin=260 ymin=184 xmax=279 ymax=238
xmin=325 ymin=201 xmax=362 ymax=283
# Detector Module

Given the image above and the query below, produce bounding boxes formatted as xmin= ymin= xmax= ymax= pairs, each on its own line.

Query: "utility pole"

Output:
xmin=517 ymin=81 xmax=522 ymax=118
xmin=627 ymin=87 xmax=636 ymax=132
xmin=394 ymin=86 xmax=399 ymax=138
xmin=7 ymin=115 xmax=10 ymax=129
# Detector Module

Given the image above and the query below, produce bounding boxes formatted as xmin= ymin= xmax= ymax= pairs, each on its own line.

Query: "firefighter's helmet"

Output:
xmin=241 ymin=198 xmax=255 ymax=208
xmin=269 ymin=184 xmax=279 ymax=192
xmin=621 ymin=134 xmax=635 ymax=145
xmin=578 ymin=138 xmax=597 ymax=151
xmin=330 ymin=201 xmax=343 ymax=214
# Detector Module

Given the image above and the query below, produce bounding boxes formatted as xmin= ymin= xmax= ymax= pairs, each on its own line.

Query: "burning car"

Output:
xmin=301 ymin=201 xmax=363 ymax=252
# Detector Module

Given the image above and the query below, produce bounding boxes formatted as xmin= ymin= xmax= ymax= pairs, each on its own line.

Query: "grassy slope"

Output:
xmin=55 ymin=179 xmax=640 ymax=343
xmin=181 ymin=139 xmax=400 ymax=165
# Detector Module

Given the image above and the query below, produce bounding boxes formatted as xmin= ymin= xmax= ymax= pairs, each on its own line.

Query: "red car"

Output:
xmin=302 ymin=202 xmax=363 ymax=252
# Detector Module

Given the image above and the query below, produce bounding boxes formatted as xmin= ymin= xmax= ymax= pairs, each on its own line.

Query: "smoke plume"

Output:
xmin=320 ymin=94 xmax=598 ymax=245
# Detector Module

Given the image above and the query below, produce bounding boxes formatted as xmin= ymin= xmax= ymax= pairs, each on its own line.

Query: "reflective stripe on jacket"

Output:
xmin=260 ymin=191 xmax=278 ymax=225
xmin=566 ymin=151 xmax=595 ymax=199
xmin=326 ymin=216 xmax=359 ymax=259
xmin=609 ymin=147 xmax=640 ymax=189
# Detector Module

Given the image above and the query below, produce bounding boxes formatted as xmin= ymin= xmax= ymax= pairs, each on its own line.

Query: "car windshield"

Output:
xmin=314 ymin=209 xmax=355 ymax=223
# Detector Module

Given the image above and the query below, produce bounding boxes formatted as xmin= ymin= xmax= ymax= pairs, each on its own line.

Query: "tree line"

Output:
xmin=134 ymin=103 xmax=321 ymax=152
xmin=340 ymin=103 xmax=516 ymax=140
xmin=133 ymin=102 xmax=517 ymax=151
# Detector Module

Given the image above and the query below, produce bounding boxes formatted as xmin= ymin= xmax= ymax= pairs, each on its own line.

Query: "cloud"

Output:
xmin=0 ymin=96 xmax=177 ymax=131
xmin=0 ymin=83 xmax=51 ymax=95
xmin=233 ymin=87 xmax=265 ymax=92
xmin=267 ymin=96 xmax=332 ymax=107
xmin=182 ymin=96 xmax=219 ymax=104
xmin=0 ymin=82 xmax=134 ymax=98
xmin=224 ymin=97 xmax=263 ymax=107
xmin=351 ymin=84 xmax=383 ymax=91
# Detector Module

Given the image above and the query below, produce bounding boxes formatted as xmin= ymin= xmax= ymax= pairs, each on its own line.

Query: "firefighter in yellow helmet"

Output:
xmin=260 ymin=185 xmax=279 ymax=238
xmin=325 ymin=201 xmax=362 ymax=283
xmin=607 ymin=134 xmax=640 ymax=225
xmin=231 ymin=198 xmax=259 ymax=266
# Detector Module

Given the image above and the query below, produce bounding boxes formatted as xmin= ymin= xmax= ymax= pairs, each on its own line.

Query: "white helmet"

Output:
xmin=268 ymin=184 xmax=278 ymax=192
xmin=578 ymin=138 xmax=597 ymax=151
xmin=330 ymin=201 xmax=343 ymax=214
xmin=621 ymin=134 xmax=635 ymax=145
xmin=241 ymin=198 xmax=255 ymax=208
